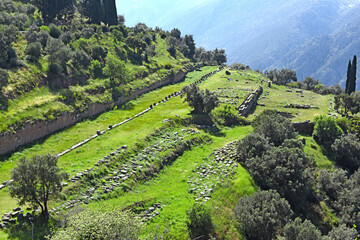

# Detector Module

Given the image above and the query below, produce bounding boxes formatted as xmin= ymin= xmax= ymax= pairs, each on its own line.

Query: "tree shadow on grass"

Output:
xmin=5 ymin=217 xmax=51 ymax=240
xmin=189 ymin=113 xmax=226 ymax=137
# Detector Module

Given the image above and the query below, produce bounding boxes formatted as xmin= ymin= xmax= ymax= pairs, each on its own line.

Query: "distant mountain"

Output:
xmin=117 ymin=0 xmax=360 ymax=87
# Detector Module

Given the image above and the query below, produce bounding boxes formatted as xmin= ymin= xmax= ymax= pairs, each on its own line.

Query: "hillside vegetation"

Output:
xmin=1 ymin=1 xmax=360 ymax=240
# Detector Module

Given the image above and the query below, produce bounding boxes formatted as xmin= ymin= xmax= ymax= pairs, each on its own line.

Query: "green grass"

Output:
xmin=0 ymin=66 xmax=337 ymax=239
xmin=201 ymin=69 xmax=334 ymax=122
xmin=303 ymin=136 xmax=334 ymax=169
xmin=86 ymin=125 xmax=253 ymax=239
xmin=0 ymin=31 xmax=191 ymax=134
xmin=0 ymin=66 xmax=218 ymax=197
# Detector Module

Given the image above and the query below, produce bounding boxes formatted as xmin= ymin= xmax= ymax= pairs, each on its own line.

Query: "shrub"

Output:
xmin=215 ymin=104 xmax=241 ymax=126
xmin=37 ymin=30 xmax=50 ymax=48
xmin=281 ymin=217 xmax=322 ymax=240
xmin=51 ymin=209 xmax=142 ymax=240
xmin=91 ymin=45 xmax=107 ymax=60
xmin=81 ymin=27 xmax=94 ymax=39
xmin=335 ymin=170 xmax=360 ymax=228
xmin=46 ymin=38 xmax=72 ymax=73
xmin=72 ymin=50 xmax=91 ymax=68
xmin=236 ymin=133 xmax=272 ymax=162
xmin=317 ymin=169 xmax=347 ymax=201
xmin=313 ymin=115 xmax=343 ymax=147
xmin=103 ymin=55 xmax=128 ymax=86
xmin=49 ymin=23 xmax=62 ymax=38
xmin=182 ymin=84 xmax=219 ymax=114
xmin=0 ymin=68 xmax=9 ymax=88
xmin=234 ymin=190 xmax=293 ymax=240
xmin=167 ymin=45 xmax=176 ymax=57
xmin=323 ymin=224 xmax=358 ymax=240
xmin=252 ymin=110 xmax=297 ymax=146
xmin=60 ymin=32 xmax=72 ymax=45
xmin=332 ymin=133 xmax=360 ymax=172
xmin=90 ymin=60 xmax=102 ymax=78
xmin=245 ymin=143 xmax=314 ymax=209
xmin=187 ymin=203 xmax=214 ymax=239
xmin=25 ymin=42 xmax=41 ymax=62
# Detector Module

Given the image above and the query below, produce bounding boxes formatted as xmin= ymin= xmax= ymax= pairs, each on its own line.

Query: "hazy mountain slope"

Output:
xmin=117 ymin=0 xmax=360 ymax=86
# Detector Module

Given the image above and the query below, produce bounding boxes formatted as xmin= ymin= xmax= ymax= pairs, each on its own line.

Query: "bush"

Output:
xmin=51 ymin=209 xmax=142 ymax=240
xmin=313 ymin=115 xmax=343 ymax=147
xmin=46 ymin=38 xmax=72 ymax=73
xmin=245 ymin=143 xmax=314 ymax=209
xmin=91 ymin=45 xmax=107 ymax=60
xmin=252 ymin=110 xmax=297 ymax=146
xmin=234 ymin=190 xmax=293 ymax=240
xmin=81 ymin=27 xmax=94 ymax=39
xmin=182 ymin=84 xmax=219 ymax=114
xmin=167 ymin=45 xmax=176 ymax=57
xmin=323 ymin=224 xmax=358 ymax=240
xmin=60 ymin=32 xmax=72 ymax=45
xmin=103 ymin=55 xmax=128 ymax=86
xmin=90 ymin=60 xmax=102 ymax=78
xmin=317 ymin=169 xmax=347 ymax=201
xmin=332 ymin=133 xmax=360 ymax=172
xmin=0 ymin=68 xmax=9 ymax=88
xmin=280 ymin=217 xmax=322 ymax=240
xmin=236 ymin=133 xmax=272 ymax=162
xmin=49 ymin=23 xmax=62 ymax=38
xmin=72 ymin=50 xmax=91 ymax=68
xmin=335 ymin=170 xmax=360 ymax=229
xmin=187 ymin=203 xmax=214 ymax=239
xmin=37 ymin=30 xmax=50 ymax=48
xmin=25 ymin=42 xmax=41 ymax=62
xmin=215 ymin=104 xmax=241 ymax=126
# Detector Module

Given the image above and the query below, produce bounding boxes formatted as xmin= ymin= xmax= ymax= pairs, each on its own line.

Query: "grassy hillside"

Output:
xmin=0 ymin=65 xmax=341 ymax=239
xmin=0 ymin=1 xmax=194 ymax=135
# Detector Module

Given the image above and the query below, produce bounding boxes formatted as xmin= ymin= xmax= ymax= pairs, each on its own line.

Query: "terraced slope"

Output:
xmin=0 ymin=67 xmax=335 ymax=239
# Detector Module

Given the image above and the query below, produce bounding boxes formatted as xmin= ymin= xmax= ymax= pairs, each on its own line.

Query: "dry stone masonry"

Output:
xmin=236 ymin=86 xmax=263 ymax=117
xmin=187 ymin=141 xmax=238 ymax=203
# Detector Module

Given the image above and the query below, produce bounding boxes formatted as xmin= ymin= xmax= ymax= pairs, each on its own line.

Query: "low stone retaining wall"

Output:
xmin=293 ymin=121 xmax=314 ymax=135
xmin=236 ymin=86 xmax=263 ymax=117
xmin=0 ymin=70 xmax=187 ymax=156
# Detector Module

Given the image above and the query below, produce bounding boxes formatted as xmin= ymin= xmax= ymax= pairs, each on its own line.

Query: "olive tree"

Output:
xmin=280 ymin=217 xmax=322 ymax=240
xmin=182 ymin=84 xmax=219 ymax=114
xmin=252 ymin=110 xmax=297 ymax=146
xmin=245 ymin=143 xmax=314 ymax=209
xmin=234 ymin=190 xmax=293 ymax=240
xmin=9 ymin=155 xmax=68 ymax=219
xmin=313 ymin=115 xmax=343 ymax=147
xmin=187 ymin=203 xmax=214 ymax=239
xmin=332 ymin=133 xmax=360 ymax=172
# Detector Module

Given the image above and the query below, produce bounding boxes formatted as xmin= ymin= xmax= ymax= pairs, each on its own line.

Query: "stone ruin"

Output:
xmin=236 ymin=86 xmax=263 ymax=117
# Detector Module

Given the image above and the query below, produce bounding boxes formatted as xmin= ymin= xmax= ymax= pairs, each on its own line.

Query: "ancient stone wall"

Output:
xmin=0 ymin=70 xmax=187 ymax=155
xmin=293 ymin=121 xmax=314 ymax=135
xmin=236 ymin=86 xmax=263 ymax=117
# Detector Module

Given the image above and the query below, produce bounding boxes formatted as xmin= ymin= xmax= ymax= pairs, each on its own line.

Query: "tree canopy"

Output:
xmin=182 ymin=84 xmax=219 ymax=114
xmin=9 ymin=154 xmax=68 ymax=218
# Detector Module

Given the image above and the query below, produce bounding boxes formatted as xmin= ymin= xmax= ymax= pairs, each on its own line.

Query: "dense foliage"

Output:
xmin=313 ymin=115 xmax=343 ymax=147
xmin=187 ymin=203 xmax=214 ymax=239
xmin=51 ymin=209 xmax=142 ymax=240
xmin=280 ymin=217 xmax=322 ymax=240
xmin=251 ymin=110 xmax=297 ymax=146
xmin=182 ymin=84 xmax=219 ymax=114
xmin=234 ymin=190 xmax=293 ymax=240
